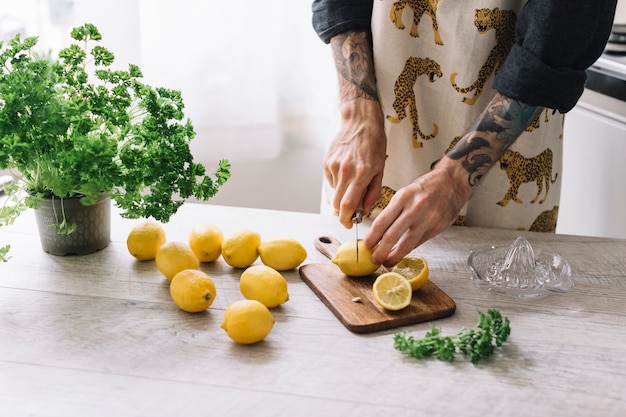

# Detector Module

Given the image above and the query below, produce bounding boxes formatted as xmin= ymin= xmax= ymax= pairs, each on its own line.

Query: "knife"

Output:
xmin=351 ymin=207 xmax=364 ymax=263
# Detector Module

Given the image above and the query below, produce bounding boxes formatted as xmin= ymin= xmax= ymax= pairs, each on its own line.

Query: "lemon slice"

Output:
xmin=372 ymin=272 xmax=412 ymax=311
xmin=392 ymin=255 xmax=429 ymax=291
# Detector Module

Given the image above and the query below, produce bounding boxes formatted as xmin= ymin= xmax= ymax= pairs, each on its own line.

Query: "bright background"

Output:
xmin=0 ymin=0 xmax=338 ymax=213
xmin=2 ymin=0 xmax=625 ymax=239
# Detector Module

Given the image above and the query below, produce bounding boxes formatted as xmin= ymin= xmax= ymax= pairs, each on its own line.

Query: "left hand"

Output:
xmin=364 ymin=158 xmax=473 ymax=267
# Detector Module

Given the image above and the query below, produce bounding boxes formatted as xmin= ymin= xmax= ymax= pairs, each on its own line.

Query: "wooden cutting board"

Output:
xmin=298 ymin=236 xmax=456 ymax=333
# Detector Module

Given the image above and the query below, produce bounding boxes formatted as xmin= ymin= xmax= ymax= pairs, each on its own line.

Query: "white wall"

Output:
xmin=616 ymin=0 xmax=626 ymax=22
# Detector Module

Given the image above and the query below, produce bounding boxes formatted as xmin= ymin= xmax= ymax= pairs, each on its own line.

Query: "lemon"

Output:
xmin=332 ymin=239 xmax=380 ymax=277
xmin=126 ymin=220 xmax=166 ymax=261
xmin=221 ymin=299 xmax=275 ymax=344
xmin=372 ymin=272 xmax=412 ymax=311
xmin=239 ymin=265 xmax=289 ymax=308
xmin=258 ymin=238 xmax=307 ymax=271
xmin=221 ymin=229 xmax=262 ymax=268
xmin=170 ymin=269 xmax=216 ymax=313
xmin=155 ymin=241 xmax=199 ymax=280
xmin=189 ymin=222 xmax=223 ymax=263
xmin=392 ymin=255 xmax=429 ymax=291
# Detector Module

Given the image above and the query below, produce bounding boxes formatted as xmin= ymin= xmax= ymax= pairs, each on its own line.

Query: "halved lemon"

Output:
xmin=392 ymin=255 xmax=429 ymax=291
xmin=372 ymin=272 xmax=412 ymax=311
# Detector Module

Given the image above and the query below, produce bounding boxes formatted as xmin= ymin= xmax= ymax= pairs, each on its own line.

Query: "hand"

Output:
xmin=364 ymin=157 xmax=473 ymax=267
xmin=324 ymin=98 xmax=387 ymax=227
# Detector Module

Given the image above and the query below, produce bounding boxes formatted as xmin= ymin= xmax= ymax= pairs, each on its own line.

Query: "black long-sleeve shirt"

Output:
xmin=311 ymin=0 xmax=617 ymax=112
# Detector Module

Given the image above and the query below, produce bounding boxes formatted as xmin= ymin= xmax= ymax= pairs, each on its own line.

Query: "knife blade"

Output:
xmin=351 ymin=209 xmax=364 ymax=263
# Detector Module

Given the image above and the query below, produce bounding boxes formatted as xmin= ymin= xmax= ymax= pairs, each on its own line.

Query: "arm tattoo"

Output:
xmin=330 ymin=31 xmax=379 ymax=102
xmin=447 ymin=94 xmax=543 ymax=186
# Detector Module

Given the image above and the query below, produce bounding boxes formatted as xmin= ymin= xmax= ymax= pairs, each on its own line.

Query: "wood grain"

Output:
xmin=299 ymin=236 xmax=456 ymax=333
xmin=1 ymin=203 xmax=625 ymax=417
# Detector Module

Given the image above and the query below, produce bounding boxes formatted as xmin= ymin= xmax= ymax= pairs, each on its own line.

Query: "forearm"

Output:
xmin=367 ymin=93 xmax=544 ymax=261
xmin=445 ymin=93 xmax=543 ymax=191
xmin=325 ymin=30 xmax=386 ymax=224
xmin=330 ymin=30 xmax=379 ymax=104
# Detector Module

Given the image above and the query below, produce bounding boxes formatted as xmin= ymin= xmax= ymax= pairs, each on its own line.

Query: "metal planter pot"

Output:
xmin=34 ymin=194 xmax=111 ymax=256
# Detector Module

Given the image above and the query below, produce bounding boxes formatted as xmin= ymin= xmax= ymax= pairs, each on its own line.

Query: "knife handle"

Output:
xmin=351 ymin=210 xmax=363 ymax=224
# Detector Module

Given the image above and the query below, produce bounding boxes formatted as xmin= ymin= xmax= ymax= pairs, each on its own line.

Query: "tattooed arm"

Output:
xmin=324 ymin=30 xmax=387 ymax=228
xmin=365 ymin=93 xmax=543 ymax=266
xmin=447 ymin=94 xmax=543 ymax=187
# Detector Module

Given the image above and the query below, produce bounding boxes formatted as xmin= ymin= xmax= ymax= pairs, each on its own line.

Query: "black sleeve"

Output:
xmin=493 ymin=0 xmax=618 ymax=113
xmin=311 ymin=0 xmax=373 ymax=44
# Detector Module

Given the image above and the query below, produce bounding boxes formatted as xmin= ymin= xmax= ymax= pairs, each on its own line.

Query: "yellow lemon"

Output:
xmin=239 ymin=265 xmax=289 ymax=308
xmin=392 ymin=255 xmax=429 ymax=291
xmin=372 ymin=271 xmax=412 ymax=311
xmin=258 ymin=238 xmax=307 ymax=271
xmin=332 ymin=239 xmax=380 ymax=277
xmin=126 ymin=220 xmax=166 ymax=261
xmin=155 ymin=241 xmax=198 ymax=280
xmin=170 ymin=269 xmax=216 ymax=313
xmin=188 ymin=222 xmax=223 ymax=263
xmin=221 ymin=299 xmax=275 ymax=344
xmin=221 ymin=229 xmax=261 ymax=268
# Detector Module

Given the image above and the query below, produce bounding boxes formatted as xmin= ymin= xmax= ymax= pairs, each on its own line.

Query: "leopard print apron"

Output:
xmin=322 ymin=0 xmax=562 ymax=233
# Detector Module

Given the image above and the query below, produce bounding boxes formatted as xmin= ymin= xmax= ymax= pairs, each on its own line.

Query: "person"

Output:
xmin=312 ymin=0 xmax=617 ymax=267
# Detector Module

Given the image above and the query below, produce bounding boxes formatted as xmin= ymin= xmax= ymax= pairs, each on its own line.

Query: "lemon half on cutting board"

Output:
xmin=392 ymin=255 xmax=429 ymax=291
xmin=372 ymin=272 xmax=412 ymax=311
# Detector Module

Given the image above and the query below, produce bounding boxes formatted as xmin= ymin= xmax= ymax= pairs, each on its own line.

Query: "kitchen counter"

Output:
xmin=1 ymin=203 xmax=625 ymax=416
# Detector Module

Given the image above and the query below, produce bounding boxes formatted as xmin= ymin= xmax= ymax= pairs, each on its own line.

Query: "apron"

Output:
xmin=323 ymin=0 xmax=563 ymax=233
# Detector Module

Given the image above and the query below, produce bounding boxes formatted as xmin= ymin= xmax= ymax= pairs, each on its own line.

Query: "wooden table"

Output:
xmin=1 ymin=203 xmax=625 ymax=416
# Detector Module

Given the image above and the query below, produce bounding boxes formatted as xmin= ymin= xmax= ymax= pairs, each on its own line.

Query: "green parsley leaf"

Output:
xmin=394 ymin=309 xmax=511 ymax=364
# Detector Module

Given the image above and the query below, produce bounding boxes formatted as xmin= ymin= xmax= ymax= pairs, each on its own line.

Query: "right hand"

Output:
xmin=323 ymin=98 xmax=387 ymax=228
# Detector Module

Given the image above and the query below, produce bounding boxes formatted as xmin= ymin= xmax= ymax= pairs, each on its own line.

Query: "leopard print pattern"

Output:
xmin=453 ymin=215 xmax=466 ymax=226
xmin=450 ymin=8 xmax=516 ymax=105
xmin=368 ymin=185 xmax=397 ymax=216
xmin=386 ymin=57 xmax=443 ymax=148
xmin=528 ymin=206 xmax=559 ymax=233
xmin=497 ymin=148 xmax=558 ymax=207
xmin=524 ymin=109 xmax=564 ymax=141
xmin=525 ymin=109 xmax=549 ymax=132
xmin=389 ymin=0 xmax=443 ymax=45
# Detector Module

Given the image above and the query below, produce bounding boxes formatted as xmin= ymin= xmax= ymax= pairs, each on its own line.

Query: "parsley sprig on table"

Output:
xmin=394 ymin=309 xmax=511 ymax=364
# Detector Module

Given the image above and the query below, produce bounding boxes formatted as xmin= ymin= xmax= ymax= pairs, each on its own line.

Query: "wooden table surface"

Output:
xmin=1 ymin=203 xmax=625 ymax=417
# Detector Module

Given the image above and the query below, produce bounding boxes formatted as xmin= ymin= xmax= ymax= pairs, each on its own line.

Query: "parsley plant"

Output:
xmin=0 ymin=24 xmax=230 ymax=261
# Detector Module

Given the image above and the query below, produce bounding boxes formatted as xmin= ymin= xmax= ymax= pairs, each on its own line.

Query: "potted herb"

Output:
xmin=0 ymin=23 xmax=230 ymax=260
